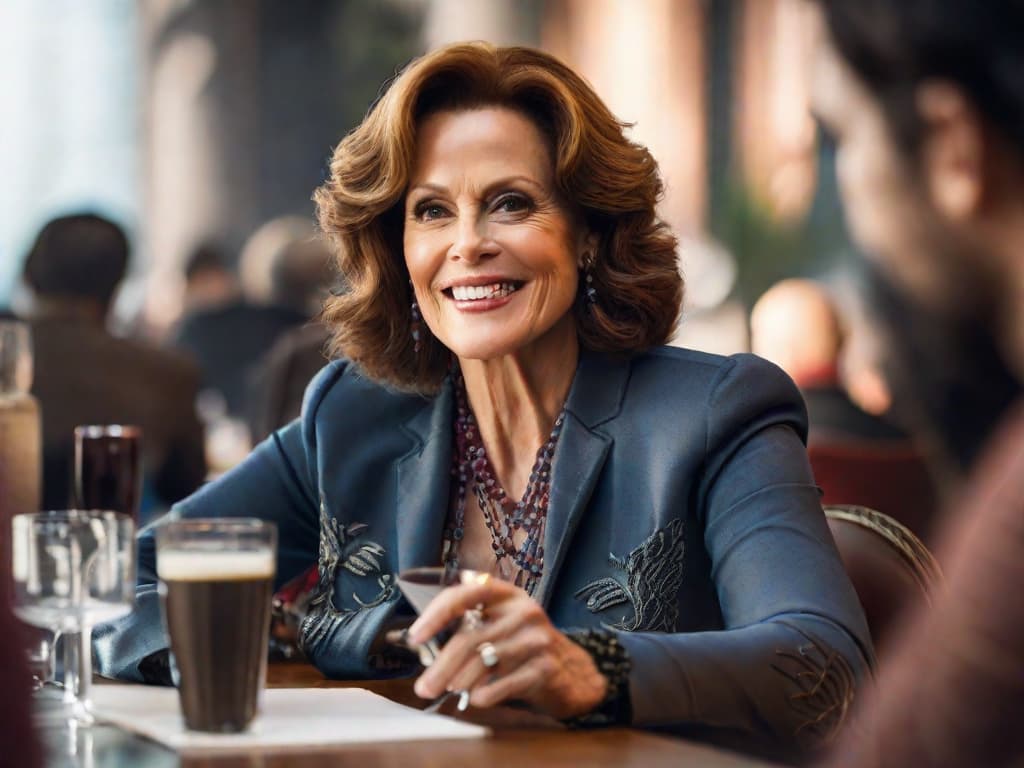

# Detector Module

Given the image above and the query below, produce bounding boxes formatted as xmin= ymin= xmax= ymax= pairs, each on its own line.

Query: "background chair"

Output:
xmin=824 ymin=504 xmax=941 ymax=655
xmin=810 ymin=441 xmax=939 ymax=541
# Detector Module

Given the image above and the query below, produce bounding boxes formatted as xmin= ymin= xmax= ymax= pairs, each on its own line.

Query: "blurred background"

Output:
xmin=0 ymin=0 xmax=847 ymax=348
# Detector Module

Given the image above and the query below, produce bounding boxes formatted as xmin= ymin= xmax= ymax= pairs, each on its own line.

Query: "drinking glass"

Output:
xmin=156 ymin=518 xmax=277 ymax=733
xmin=394 ymin=566 xmax=490 ymax=712
xmin=396 ymin=566 xmax=489 ymax=615
xmin=23 ymin=626 xmax=56 ymax=692
xmin=10 ymin=510 xmax=135 ymax=726
xmin=74 ymin=425 xmax=142 ymax=523
xmin=0 ymin=320 xmax=32 ymax=394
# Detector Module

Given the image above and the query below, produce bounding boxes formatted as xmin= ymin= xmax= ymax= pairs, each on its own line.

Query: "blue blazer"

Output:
xmin=95 ymin=347 xmax=872 ymax=751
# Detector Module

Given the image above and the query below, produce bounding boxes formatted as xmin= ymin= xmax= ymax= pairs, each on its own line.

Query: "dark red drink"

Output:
xmin=74 ymin=425 xmax=142 ymax=522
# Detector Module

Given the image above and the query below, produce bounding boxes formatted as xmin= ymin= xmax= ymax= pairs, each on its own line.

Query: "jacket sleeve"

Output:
xmin=92 ymin=363 xmax=335 ymax=682
xmin=617 ymin=354 xmax=874 ymax=754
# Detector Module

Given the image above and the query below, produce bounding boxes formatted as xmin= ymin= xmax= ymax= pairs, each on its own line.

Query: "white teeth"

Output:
xmin=451 ymin=282 xmax=518 ymax=301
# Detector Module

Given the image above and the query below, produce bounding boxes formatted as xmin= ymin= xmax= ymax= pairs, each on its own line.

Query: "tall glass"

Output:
xmin=156 ymin=518 xmax=276 ymax=733
xmin=74 ymin=425 xmax=142 ymax=523
xmin=0 ymin=321 xmax=41 ymax=568
xmin=10 ymin=510 xmax=135 ymax=725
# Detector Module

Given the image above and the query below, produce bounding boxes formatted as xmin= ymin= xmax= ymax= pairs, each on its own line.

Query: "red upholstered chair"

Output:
xmin=824 ymin=505 xmax=941 ymax=655
xmin=809 ymin=440 xmax=939 ymax=541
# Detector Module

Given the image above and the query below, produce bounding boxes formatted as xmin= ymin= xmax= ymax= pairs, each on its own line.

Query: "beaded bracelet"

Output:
xmin=561 ymin=628 xmax=633 ymax=728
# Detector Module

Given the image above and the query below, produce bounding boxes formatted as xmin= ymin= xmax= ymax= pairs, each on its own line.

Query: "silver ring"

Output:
xmin=462 ymin=606 xmax=485 ymax=632
xmin=477 ymin=641 xmax=499 ymax=669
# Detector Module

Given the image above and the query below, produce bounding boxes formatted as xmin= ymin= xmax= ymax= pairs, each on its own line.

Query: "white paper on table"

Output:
xmin=91 ymin=685 xmax=489 ymax=753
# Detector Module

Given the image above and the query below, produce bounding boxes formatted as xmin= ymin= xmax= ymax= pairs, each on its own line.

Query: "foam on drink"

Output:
xmin=157 ymin=549 xmax=274 ymax=581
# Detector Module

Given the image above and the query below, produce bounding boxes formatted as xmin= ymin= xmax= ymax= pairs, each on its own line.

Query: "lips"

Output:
xmin=444 ymin=281 xmax=523 ymax=301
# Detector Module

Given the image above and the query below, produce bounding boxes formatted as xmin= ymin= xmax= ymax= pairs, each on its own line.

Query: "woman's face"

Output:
xmin=403 ymin=107 xmax=592 ymax=362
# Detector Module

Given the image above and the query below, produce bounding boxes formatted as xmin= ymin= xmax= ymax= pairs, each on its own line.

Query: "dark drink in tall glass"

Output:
xmin=74 ymin=425 xmax=141 ymax=522
xmin=156 ymin=519 xmax=276 ymax=733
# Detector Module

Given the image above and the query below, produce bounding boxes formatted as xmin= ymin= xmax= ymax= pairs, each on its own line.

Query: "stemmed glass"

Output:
xmin=395 ymin=566 xmax=490 ymax=712
xmin=10 ymin=510 xmax=135 ymax=726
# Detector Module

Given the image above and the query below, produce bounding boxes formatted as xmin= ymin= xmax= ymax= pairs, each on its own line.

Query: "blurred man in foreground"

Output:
xmin=810 ymin=1 xmax=1024 ymax=765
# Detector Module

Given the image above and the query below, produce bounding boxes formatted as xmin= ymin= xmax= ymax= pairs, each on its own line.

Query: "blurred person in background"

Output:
xmin=751 ymin=278 xmax=937 ymax=537
xmin=180 ymin=242 xmax=239 ymax=316
xmin=170 ymin=216 xmax=332 ymax=419
xmin=751 ymin=278 xmax=907 ymax=445
xmin=245 ymin=319 xmax=332 ymax=444
xmin=97 ymin=42 xmax=870 ymax=761
xmin=20 ymin=213 xmax=206 ymax=518
xmin=811 ymin=1 xmax=1024 ymax=765
xmin=243 ymin=228 xmax=338 ymax=443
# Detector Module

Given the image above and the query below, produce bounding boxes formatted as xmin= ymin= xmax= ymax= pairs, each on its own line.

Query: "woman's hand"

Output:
xmin=407 ymin=577 xmax=607 ymax=719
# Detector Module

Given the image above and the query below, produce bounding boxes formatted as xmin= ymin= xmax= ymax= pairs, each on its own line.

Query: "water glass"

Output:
xmin=10 ymin=510 xmax=135 ymax=725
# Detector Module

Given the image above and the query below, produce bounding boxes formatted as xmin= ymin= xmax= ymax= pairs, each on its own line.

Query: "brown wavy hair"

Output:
xmin=315 ymin=42 xmax=682 ymax=393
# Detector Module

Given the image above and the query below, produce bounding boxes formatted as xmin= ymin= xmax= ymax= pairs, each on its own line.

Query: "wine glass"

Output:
xmin=396 ymin=566 xmax=490 ymax=614
xmin=395 ymin=566 xmax=490 ymax=712
xmin=10 ymin=510 xmax=135 ymax=726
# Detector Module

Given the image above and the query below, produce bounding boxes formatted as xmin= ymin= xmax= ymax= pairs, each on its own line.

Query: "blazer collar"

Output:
xmin=395 ymin=379 xmax=455 ymax=574
xmin=563 ymin=350 xmax=630 ymax=428
xmin=535 ymin=351 xmax=629 ymax=606
xmin=393 ymin=351 xmax=632 ymax=604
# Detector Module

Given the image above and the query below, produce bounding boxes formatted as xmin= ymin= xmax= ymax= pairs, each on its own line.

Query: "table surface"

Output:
xmin=37 ymin=663 xmax=780 ymax=768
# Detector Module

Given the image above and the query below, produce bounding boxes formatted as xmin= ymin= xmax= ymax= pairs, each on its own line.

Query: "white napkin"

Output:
xmin=91 ymin=685 xmax=488 ymax=753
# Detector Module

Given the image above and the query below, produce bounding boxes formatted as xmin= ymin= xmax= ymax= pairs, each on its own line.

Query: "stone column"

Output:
xmin=137 ymin=0 xmax=261 ymax=332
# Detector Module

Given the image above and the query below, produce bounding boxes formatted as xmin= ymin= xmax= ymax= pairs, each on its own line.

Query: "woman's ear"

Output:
xmin=577 ymin=232 xmax=600 ymax=269
xmin=917 ymin=81 xmax=985 ymax=221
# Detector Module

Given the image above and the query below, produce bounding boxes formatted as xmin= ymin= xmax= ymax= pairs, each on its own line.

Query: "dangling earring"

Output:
xmin=583 ymin=254 xmax=597 ymax=308
xmin=410 ymin=282 xmax=422 ymax=353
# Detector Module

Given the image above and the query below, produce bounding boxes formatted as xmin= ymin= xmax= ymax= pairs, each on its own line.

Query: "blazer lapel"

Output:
xmin=535 ymin=352 xmax=630 ymax=608
xmin=395 ymin=380 xmax=454 ymax=573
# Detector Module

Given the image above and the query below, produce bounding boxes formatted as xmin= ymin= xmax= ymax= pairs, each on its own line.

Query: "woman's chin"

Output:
xmin=446 ymin=339 xmax=523 ymax=362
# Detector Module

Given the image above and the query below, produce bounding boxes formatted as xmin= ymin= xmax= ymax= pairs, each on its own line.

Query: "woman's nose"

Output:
xmin=448 ymin=217 xmax=498 ymax=264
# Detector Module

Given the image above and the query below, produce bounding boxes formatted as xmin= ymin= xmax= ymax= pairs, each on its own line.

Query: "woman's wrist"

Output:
xmin=560 ymin=628 xmax=632 ymax=728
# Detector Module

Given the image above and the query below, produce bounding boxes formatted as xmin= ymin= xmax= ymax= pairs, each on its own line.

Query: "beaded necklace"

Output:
xmin=441 ymin=371 xmax=566 ymax=596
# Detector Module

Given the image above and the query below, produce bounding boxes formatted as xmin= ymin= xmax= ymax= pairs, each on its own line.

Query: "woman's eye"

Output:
xmin=415 ymin=203 xmax=448 ymax=221
xmin=493 ymin=194 xmax=530 ymax=215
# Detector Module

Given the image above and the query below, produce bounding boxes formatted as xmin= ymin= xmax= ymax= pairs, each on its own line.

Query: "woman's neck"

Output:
xmin=457 ymin=317 xmax=578 ymax=495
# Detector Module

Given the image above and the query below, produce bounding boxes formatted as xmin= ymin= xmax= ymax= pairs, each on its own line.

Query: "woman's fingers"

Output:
xmin=468 ymin=656 xmax=549 ymax=709
xmin=413 ymin=601 xmax=535 ymax=698
xmin=408 ymin=579 xmax=517 ymax=645
xmin=446 ymin=622 xmax=553 ymax=694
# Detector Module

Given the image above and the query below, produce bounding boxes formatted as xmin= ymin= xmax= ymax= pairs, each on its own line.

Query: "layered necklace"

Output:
xmin=441 ymin=371 xmax=566 ymax=596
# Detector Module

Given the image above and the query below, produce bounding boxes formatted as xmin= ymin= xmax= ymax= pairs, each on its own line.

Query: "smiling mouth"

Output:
xmin=444 ymin=281 xmax=524 ymax=301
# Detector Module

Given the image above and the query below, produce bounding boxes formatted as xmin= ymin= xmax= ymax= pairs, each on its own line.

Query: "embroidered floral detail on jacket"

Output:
xmin=574 ymin=518 xmax=685 ymax=632
xmin=771 ymin=627 xmax=856 ymax=747
xmin=299 ymin=495 xmax=395 ymax=657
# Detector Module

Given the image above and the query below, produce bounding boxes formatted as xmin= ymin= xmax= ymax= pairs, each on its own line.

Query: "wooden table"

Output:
xmin=38 ymin=663 xmax=779 ymax=767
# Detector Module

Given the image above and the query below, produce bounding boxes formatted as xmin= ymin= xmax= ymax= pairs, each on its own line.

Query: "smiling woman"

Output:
xmin=315 ymin=43 xmax=680 ymax=393
xmin=96 ymin=42 xmax=872 ymax=761
xmin=403 ymin=108 xmax=586 ymax=368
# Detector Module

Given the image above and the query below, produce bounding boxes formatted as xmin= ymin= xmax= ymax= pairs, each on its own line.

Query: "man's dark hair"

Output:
xmin=817 ymin=0 xmax=1024 ymax=156
xmin=23 ymin=213 xmax=129 ymax=308
xmin=184 ymin=242 xmax=229 ymax=283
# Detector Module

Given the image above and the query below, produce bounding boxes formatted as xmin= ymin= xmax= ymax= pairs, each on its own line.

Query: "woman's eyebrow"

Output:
xmin=407 ymin=175 xmax=546 ymax=200
xmin=480 ymin=175 xmax=547 ymax=197
xmin=406 ymin=182 xmax=448 ymax=198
